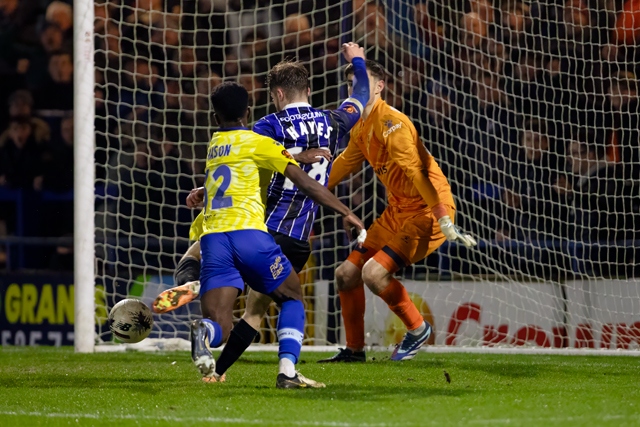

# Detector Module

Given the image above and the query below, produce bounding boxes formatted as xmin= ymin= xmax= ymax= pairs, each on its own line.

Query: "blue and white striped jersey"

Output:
xmin=253 ymin=99 xmax=363 ymax=241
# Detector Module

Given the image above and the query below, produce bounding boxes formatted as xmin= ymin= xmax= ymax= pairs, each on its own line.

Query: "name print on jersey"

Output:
xmin=284 ymin=121 xmax=334 ymax=140
xmin=207 ymin=144 xmax=232 ymax=160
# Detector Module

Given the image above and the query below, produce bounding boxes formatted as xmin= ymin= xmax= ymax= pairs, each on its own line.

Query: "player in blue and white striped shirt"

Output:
xmin=252 ymin=56 xmax=369 ymax=267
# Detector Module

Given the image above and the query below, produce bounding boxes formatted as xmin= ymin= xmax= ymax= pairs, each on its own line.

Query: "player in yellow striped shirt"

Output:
xmin=185 ymin=82 xmax=364 ymax=389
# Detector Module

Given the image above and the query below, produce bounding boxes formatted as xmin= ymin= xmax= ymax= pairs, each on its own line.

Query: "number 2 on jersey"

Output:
xmin=204 ymin=165 xmax=233 ymax=210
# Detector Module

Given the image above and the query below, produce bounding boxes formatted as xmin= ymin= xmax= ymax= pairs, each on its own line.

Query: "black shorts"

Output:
xmin=268 ymin=230 xmax=311 ymax=274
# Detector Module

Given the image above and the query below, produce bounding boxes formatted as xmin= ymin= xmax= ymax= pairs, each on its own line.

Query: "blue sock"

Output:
xmin=201 ymin=318 xmax=223 ymax=348
xmin=277 ymin=300 xmax=305 ymax=364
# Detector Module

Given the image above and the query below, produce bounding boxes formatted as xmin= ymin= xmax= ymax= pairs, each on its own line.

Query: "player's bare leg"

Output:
xmin=213 ymin=289 xmax=272 ymax=376
xmin=361 ymin=258 xmax=431 ymax=361
xmin=243 ymin=289 xmax=273 ymax=329
xmin=318 ymin=260 xmax=367 ymax=363
xmin=191 ymin=287 xmax=237 ymax=381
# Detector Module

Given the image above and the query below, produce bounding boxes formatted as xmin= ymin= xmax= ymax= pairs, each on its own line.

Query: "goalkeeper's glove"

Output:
xmin=437 ymin=215 xmax=477 ymax=247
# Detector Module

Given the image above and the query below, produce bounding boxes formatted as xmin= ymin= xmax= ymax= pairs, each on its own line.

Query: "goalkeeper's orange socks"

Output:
xmin=339 ymin=286 xmax=366 ymax=350
xmin=378 ymin=278 xmax=424 ymax=331
xmin=215 ymin=319 xmax=258 ymax=376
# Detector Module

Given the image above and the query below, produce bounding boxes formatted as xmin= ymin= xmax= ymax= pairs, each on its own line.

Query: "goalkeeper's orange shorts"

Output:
xmin=346 ymin=204 xmax=455 ymax=274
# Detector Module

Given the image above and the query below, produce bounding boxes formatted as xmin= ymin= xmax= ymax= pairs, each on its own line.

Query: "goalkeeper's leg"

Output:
xmin=362 ymin=256 xmax=430 ymax=361
xmin=360 ymin=211 xmax=448 ymax=361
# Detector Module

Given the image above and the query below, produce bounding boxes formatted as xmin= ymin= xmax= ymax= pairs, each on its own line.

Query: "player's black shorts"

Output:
xmin=268 ymin=230 xmax=311 ymax=274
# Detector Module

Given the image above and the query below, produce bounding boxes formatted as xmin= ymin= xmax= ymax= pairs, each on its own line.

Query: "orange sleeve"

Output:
xmin=383 ymin=117 xmax=445 ymax=215
xmin=327 ymin=141 xmax=366 ymax=191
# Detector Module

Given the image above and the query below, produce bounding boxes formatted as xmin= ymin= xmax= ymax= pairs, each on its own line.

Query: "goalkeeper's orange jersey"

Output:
xmin=328 ymin=98 xmax=455 ymax=211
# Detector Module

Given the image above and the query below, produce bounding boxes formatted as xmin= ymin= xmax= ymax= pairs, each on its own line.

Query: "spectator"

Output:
xmin=567 ymin=134 xmax=636 ymax=277
xmin=470 ymin=0 xmax=494 ymax=24
xmin=422 ymin=82 xmax=465 ymax=198
xmin=225 ymin=0 xmax=283 ymax=63
xmin=464 ymin=72 xmax=516 ymax=187
xmin=500 ymin=119 xmax=564 ymax=242
xmin=614 ymin=0 xmax=640 ymax=46
xmin=355 ymin=1 xmax=390 ymax=52
xmin=415 ymin=1 xmax=445 ymax=51
xmin=239 ymin=71 xmax=268 ymax=124
xmin=42 ymin=114 xmax=74 ymax=193
xmin=117 ymin=141 xmax=163 ymax=238
xmin=280 ymin=13 xmax=314 ymax=65
xmin=46 ymin=1 xmax=73 ymax=33
xmin=310 ymin=30 xmax=341 ymax=108
xmin=606 ymin=70 xmax=640 ymax=178
xmin=115 ymin=58 xmax=164 ymax=123
xmin=0 ymin=116 xmax=43 ymax=191
xmin=23 ymin=22 xmax=68 ymax=91
xmin=34 ymin=50 xmax=74 ymax=111
xmin=0 ymin=90 xmax=50 ymax=145
xmin=495 ymin=0 xmax=532 ymax=47
xmin=0 ymin=0 xmax=41 ymax=102
xmin=94 ymin=0 xmax=116 ymax=35
xmin=460 ymin=11 xmax=488 ymax=50
xmin=195 ymin=70 xmax=222 ymax=111
xmin=148 ymin=16 xmax=181 ymax=67
xmin=504 ymin=49 xmax=546 ymax=117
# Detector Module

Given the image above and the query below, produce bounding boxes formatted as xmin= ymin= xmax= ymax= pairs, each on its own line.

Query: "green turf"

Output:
xmin=1 ymin=348 xmax=639 ymax=426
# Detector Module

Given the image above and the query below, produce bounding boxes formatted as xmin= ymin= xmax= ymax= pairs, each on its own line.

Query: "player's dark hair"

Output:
xmin=210 ymin=81 xmax=249 ymax=123
xmin=266 ymin=60 xmax=309 ymax=98
xmin=344 ymin=59 xmax=386 ymax=81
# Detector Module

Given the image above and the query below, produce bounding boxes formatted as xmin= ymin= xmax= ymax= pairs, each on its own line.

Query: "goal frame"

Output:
xmin=74 ymin=0 xmax=95 ymax=353
xmin=74 ymin=0 xmax=639 ymax=355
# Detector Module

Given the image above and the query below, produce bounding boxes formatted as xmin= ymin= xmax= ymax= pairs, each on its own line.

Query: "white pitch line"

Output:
xmin=0 ymin=411 xmax=391 ymax=427
xmin=468 ymin=414 xmax=635 ymax=425
xmin=2 ymin=411 xmax=639 ymax=426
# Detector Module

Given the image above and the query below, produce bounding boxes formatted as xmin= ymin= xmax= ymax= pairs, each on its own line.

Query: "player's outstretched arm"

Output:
xmin=341 ymin=43 xmax=369 ymax=110
xmin=283 ymin=164 xmax=364 ymax=238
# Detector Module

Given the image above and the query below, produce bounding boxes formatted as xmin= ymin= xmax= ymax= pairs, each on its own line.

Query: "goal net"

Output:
xmin=91 ymin=0 xmax=640 ymax=351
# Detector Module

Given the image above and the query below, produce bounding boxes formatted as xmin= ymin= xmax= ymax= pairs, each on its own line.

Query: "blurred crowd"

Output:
xmin=0 ymin=0 xmax=74 ymax=269
xmin=0 ymin=0 xmax=638 ymax=278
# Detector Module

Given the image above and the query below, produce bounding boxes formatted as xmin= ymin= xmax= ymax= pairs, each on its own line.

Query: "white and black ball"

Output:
xmin=108 ymin=299 xmax=153 ymax=343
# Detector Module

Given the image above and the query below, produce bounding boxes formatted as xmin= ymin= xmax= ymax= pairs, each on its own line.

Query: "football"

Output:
xmin=108 ymin=299 xmax=154 ymax=343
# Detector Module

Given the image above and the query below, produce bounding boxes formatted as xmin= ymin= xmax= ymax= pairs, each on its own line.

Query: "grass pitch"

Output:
xmin=1 ymin=348 xmax=639 ymax=426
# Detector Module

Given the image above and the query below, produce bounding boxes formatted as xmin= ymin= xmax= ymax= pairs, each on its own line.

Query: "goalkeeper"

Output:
xmin=318 ymin=60 xmax=477 ymax=363
xmin=153 ymin=42 xmax=371 ymax=379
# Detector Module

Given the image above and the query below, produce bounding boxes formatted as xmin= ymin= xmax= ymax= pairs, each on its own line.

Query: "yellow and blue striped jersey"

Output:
xmin=191 ymin=128 xmax=298 ymax=239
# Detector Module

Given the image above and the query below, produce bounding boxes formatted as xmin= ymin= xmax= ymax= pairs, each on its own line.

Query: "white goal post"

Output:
xmin=76 ymin=0 xmax=640 ymax=354
xmin=74 ymin=0 xmax=95 ymax=353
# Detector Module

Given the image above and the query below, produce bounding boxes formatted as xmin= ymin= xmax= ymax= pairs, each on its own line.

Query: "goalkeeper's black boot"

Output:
xmin=317 ymin=348 xmax=366 ymax=363
xmin=276 ymin=372 xmax=326 ymax=389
